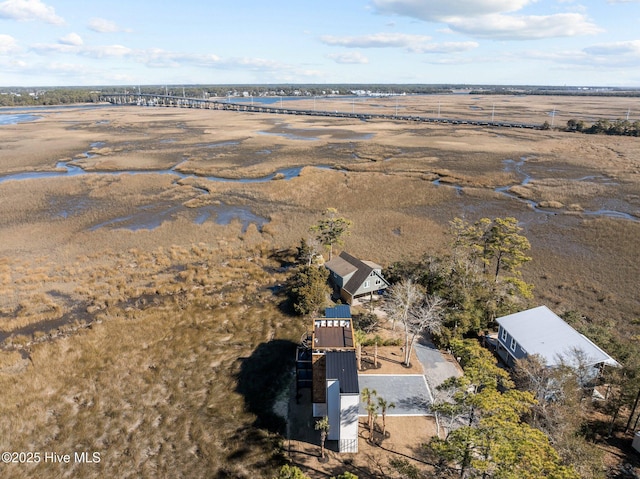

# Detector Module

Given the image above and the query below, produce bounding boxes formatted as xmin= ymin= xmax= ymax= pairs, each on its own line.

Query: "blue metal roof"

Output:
xmin=325 ymin=305 xmax=351 ymax=319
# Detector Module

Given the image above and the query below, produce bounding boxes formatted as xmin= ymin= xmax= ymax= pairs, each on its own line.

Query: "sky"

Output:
xmin=0 ymin=0 xmax=639 ymax=87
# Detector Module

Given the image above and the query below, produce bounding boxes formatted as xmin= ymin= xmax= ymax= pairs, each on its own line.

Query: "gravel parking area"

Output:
xmin=358 ymin=374 xmax=432 ymax=416
xmin=415 ymin=339 xmax=463 ymax=391
xmin=356 ymin=339 xmax=463 ymax=417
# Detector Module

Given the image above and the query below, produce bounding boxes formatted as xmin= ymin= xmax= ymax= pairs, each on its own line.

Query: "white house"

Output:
xmin=495 ymin=306 xmax=619 ymax=374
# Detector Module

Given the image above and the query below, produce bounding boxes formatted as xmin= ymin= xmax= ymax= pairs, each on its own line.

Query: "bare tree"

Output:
xmin=373 ymin=338 xmax=379 ymax=369
xmin=402 ymin=295 xmax=444 ymax=367
xmin=384 ymin=278 xmax=422 ymax=332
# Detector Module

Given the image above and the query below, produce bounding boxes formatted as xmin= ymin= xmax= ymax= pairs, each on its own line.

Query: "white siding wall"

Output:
xmin=339 ymin=393 xmax=360 ymax=453
xmin=326 ymin=380 xmax=340 ymax=440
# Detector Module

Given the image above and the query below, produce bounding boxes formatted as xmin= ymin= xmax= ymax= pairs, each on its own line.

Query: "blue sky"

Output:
xmin=1 ymin=0 xmax=639 ymax=87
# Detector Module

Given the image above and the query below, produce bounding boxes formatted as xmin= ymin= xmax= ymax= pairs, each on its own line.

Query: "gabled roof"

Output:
xmin=497 ymin=306 xmax=619 ymax=368
xmin=326 ymin=351 xmax=359 ymax=394
xmin=326 ymin=252 xmax=385 ymax=295
xmin=325 ymin=253 xmax=359 ymax=278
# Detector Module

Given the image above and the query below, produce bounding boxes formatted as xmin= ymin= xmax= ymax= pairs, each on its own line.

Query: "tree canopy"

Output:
xmin=310 ymin=208 xmax=352 ymax=260
xmin=287 ymin=265 xmax=330 ymax=316
xmin=384 ymin=217 xmax=533 ymax=344
xmin=428 ymin=339 xmax=579 ymax=479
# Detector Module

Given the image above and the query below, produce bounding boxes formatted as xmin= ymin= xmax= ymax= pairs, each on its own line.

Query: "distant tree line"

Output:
xmin=0 ymin=84 xmax=458 ymax=106
xmin=565 ymin=118 xmax=640 ymax=136
xmin=470 ymin=87 xmax=640 ymax=98
xmin=0 ymin=88 xmax=101 ymax=106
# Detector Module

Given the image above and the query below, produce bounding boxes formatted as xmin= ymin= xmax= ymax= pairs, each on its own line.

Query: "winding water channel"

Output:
xmin=0 ymin=155 xmax=332 ymax=231
xmin=1 ymin=107 xmax=637 ymax=230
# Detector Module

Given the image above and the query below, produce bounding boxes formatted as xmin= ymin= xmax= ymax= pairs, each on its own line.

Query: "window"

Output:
xmin=510 ymin=338 xmax=517 ymax=352
xmin=363 ymin=281 xmax=370 ymax=288
xmin=500 ymin=328 xmax=507 ymax=342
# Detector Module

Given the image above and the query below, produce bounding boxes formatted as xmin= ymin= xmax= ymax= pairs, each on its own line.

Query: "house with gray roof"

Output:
xmin=495 ymin=306 xmax=619 ymax=374
xmin=325 ymin=252 xmax=390 ymax=305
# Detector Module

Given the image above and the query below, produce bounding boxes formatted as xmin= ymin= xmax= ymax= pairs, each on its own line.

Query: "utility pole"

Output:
xmin=551 ymin=108 xmax=556 ymax=128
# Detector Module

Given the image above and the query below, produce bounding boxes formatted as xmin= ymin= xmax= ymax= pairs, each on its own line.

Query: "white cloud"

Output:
xmin=371 ymin=0 xmax=601 ymax=40
xmin=518 ymin=41 xmax=640 ymax=69
xmin=320 ymin=32 xmax=477 ymax=55
xmin=59 ymin=33 xmax=83 ymax=46
xmin=31 ymin=42 xmax=76 ymax=54
xmin=0 ymin=34 xmax=19 ymax=54
xmin=448 ymin=13 xmax=602 ymax=40
xmin=584 ymin=40 xmax=640 ymax=56
xmin=0 ymin=0 xmax=64 ymax=24
xmin=408 ymin=41 xmax=479 ymax=53
xmin=327 ymin=52 xmax=370 ymax=64
xmin=372 ymin=0 xmax=533 ymax=21
xmin=88 ymin=17 xmax=131 ymax=33
xmin=81 ymin=44 xmax=133 ymax=59
xmin=31 ymin=42 xmax=132 ymax=58
xmin=320 ymin=32 xmax=431 ymax=48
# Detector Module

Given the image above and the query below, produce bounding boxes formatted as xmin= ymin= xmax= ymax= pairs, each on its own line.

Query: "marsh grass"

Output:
xmin=0 ymin=246 xmax=302 ymax=478
xmin=0 ymin=101 xmax=638 ymax=476
xmin=510 ymin=179 xmax=610 ymax=206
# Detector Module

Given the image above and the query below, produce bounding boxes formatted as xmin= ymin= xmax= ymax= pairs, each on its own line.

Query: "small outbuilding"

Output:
xmin=325 ymin=252 xmax=389 ymax=305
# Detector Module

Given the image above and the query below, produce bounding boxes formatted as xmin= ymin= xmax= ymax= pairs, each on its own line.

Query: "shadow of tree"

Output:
xmin=235 ymin=339 xmax=298 ymax=434
xmin=394 ymin=395 xmax=431 ymax=412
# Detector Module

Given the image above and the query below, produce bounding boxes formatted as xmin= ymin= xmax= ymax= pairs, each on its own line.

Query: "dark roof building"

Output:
xmin=325 ymin=252 xmax=389 ymax=304
xmin=314 ymin=326 xmax=354 ymax=349
xmin=307 ymin=305 xmax=360 ymax=453
xmin=326 ymin=351 xmax=359 ymax=394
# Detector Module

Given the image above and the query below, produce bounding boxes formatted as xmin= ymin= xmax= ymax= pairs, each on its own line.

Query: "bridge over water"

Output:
xmin=100 ymin=93 xmax=541 ymax=130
